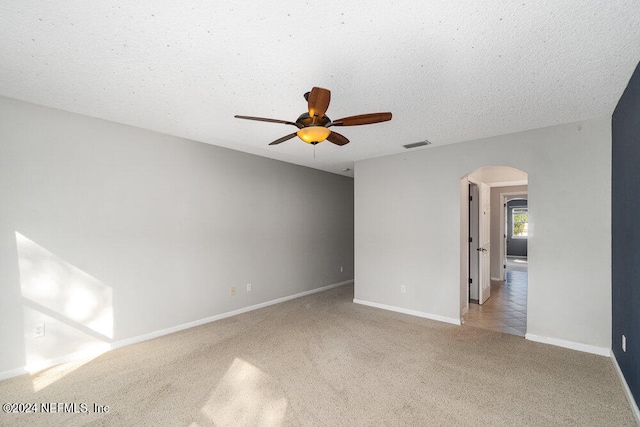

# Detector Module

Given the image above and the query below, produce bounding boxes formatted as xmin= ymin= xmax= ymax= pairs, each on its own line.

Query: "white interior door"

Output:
xmin=503 ymin=197 xmax=508 ymax=281
xmin=479 ymin=182 xmax=491 ymax=304
xmin=469 ymin=183 xmax=479 ymax=301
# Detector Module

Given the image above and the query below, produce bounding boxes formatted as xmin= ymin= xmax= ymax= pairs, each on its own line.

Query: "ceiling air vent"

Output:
xmin=403 ymin=140 xmax=432 ymax=149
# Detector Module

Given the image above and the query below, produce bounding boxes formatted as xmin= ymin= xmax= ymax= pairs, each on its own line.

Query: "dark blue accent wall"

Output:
xmin=612 ymin=60 xmax=640 ymax=409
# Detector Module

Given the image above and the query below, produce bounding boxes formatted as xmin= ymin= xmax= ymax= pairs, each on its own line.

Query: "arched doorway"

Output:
xmin=460 ymin=165 xmax=528 ymax=336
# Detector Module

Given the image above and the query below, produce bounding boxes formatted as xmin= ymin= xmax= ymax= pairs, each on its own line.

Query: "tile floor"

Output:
xmin=465 ymin=267 xmax=528 ymax=336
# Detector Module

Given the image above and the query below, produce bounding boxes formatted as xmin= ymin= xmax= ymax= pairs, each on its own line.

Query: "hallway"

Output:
xmin=465 ymin=262 xmax=528 ymax=336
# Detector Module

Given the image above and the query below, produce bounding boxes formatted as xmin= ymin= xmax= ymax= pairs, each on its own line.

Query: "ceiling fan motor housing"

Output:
xmin=296 ymin=113 xmax=331 ymax=128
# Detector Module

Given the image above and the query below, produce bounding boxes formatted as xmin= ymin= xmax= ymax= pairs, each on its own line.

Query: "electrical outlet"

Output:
xmin=340 ymin=266 xmax=343 ymax=273
xmin=622 ymin=335 xmax=626 ymax=352
xmin=33 ymin=323 xmax=45 ymax=338
xmin=247 ymin=283 xmax=252 ymax=292
xmin=230 ymin=287 xmax=236 ymax=296
xmin=400 ymin=285 xmax=406 ymax=294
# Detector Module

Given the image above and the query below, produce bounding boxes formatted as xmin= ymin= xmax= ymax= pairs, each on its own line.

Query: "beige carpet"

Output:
xmin=0 ymin=284 xmax=635 ymax=426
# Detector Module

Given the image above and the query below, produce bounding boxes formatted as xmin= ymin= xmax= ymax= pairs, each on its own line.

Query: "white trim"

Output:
xmin=353 ymin=299 xmax=461 ymax=326
xmin=525 ymin=333 xmax=611 ymax=357
xmin=487 ymin=180 xmax=528 ymax=187
xmin=0 ymin=280 xmax=353 ymax=381
xmin=0 ymin=366 xmax=28 ymax=381
xmin=112 ymin=280 xmax=353 ymax=350
xmin=490 ymin=276 xmax=502 ymax=281
xmin=499 ymin=190 xmax=528 ymax=281
xmin=611 ymin=352 xmax=640 ymax=425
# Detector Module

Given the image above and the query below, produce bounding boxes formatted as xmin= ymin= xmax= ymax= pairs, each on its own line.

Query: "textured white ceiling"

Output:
xmin=1 ymin=1 xmax=639 ymax=176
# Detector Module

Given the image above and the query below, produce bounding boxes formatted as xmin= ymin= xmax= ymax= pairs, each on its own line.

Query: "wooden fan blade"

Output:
xmin=307 ymin=87 xmax=331 ymax=120
xmin=268 ymin=132 xmax=298 ymax=145
xmin=332 ymin=112 xmax=392 ymax=126
xmin=235 ymin=115 xmax=298 ymax=127
xmin=327 ymin=131 xmax=350 ymax=146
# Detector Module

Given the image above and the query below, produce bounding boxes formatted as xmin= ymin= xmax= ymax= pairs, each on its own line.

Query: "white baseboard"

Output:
xmin=490 ymin=276 xmax=502 ymax=281
xmin=112 ymin=280 xmax=353 ymax=351
xmin=525 ymin=333 xmax=611 ymax=357
xmin=0 ymin=366 xmax=28 ymax=381
xmin=353 ymin=299 xmax=461 ymax=326
xmin=611 ymin=352 xmax=640 ymax=425
xmin=0 ymin=280 xmax=353 ymax=381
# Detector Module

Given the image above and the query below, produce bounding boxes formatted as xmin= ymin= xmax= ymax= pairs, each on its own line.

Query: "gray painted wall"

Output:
xmin=355 ymin=116 xmax=611 ymax=350
xmin=0 ymin=96 xmax=354 ymax=374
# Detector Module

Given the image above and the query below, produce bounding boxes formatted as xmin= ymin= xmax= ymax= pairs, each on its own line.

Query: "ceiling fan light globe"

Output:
xmin=297 ymin=126 xmax=331 ymax=144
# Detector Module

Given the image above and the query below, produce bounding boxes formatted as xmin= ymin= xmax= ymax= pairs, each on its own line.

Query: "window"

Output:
xmin=512 ymin=207 xmax=528 ymax=238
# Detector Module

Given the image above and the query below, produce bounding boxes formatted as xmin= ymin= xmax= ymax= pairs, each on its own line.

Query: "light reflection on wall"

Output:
xmin=201 ymin=358 xmax=288 ymax=426
xmin=16 ymin=232 xmax=113 ymax=377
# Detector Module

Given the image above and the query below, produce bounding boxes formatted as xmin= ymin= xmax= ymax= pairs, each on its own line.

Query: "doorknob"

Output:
xmin=476 ymin=248 xmax=488 ymax=252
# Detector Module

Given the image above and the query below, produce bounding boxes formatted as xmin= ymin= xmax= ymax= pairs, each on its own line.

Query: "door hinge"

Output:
xmin=469 ymin=237 xmax=473 ymax=243
xmin=503 ymin=264 xmax=506 ymax=269
xmin=469 ymin=278 xmax=472 ymax=284
xmin=469 ymin=196 xmax=473 ymax=201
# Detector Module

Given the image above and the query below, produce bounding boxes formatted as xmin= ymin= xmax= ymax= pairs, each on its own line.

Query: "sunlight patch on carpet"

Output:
xmin=201 ymin=357 xmax=288 ymax=426
xmin=29 ymin=347 xmax=108 ymax=392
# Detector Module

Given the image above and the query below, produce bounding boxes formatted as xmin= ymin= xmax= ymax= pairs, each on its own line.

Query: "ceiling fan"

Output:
xmin=235 ymin=87 xmax=392 ymax=146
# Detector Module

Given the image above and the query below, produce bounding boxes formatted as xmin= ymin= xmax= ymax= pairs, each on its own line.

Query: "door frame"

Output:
xmin=499 ymin=191 xmax=528 ymax=281
xmin=467 ymin=177 xmax=490 ymax=304
xmin=478 ymin=181 xmax=491 ymax=304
